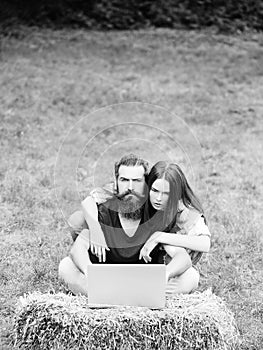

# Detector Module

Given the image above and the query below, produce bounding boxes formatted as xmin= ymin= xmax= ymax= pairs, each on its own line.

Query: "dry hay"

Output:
xmin=13 ymin=289 xmax=240 ymax=350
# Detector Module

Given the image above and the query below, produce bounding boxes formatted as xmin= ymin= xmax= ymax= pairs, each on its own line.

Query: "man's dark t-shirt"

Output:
xmin=88 ymin=199 xmax=163 ymax=264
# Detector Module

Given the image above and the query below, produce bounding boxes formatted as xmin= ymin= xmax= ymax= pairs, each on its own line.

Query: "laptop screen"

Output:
xmin=87 ymin=264 xmax=166 ymax=308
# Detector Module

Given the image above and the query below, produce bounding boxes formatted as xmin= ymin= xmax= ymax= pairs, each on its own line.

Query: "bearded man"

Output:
xmin=58 ymin=154 xmax=163 ymax=295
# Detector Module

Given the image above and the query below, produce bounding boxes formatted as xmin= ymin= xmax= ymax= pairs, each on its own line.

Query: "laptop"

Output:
xmin=87 ymin=264 xmax=166 ymax=308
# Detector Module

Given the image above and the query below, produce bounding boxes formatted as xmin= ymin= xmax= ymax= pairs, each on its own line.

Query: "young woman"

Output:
xmin=78 ymin=161 xmax=211 ymax=293
xmin=138 ymin=161 xmax=211 ymax=284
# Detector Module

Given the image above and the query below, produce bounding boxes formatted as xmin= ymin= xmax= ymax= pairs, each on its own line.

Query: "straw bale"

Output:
xmin=13 ymin=289 xmax=240 ymax=350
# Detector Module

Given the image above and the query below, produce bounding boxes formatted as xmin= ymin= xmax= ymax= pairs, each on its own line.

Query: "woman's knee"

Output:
xmin=191 ymin=267 xmax=200 ymax=289
xmin=181 ymin=267 xmax=200 ymax=291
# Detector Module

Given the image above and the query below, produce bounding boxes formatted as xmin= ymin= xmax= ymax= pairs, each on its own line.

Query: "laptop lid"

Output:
xmin=87 ymin=264 xmax=166 ymax=308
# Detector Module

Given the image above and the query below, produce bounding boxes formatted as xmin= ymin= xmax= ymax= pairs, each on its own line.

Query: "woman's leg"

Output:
xmin=163 ymin=245 xmax=192 ymax=283
xmin=163 ymin=244 xmax=200 ymax=294
xmin=166 ymin=266 xmax=200 ymax=294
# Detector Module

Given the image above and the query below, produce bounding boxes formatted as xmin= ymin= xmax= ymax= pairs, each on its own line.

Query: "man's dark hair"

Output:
xmin=114 ymin=154 xmax=149 ymax=179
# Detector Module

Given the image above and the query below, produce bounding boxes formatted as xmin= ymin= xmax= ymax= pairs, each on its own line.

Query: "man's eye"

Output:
xmin=120 ymin=178 xmax=128 ymax=182
xmin=134 ymin=179 xmax=142 ymax=182
xmin=151 ymin=188 xmax=158 ymax=192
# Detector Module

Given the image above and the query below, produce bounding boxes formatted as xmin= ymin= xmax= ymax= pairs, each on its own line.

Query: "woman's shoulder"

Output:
xmin=176 ymin=200 xmax=203 ymax=231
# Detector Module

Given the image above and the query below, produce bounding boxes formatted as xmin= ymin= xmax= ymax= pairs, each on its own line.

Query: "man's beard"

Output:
xmin=116 ymin=189 xmax=145 ymax=220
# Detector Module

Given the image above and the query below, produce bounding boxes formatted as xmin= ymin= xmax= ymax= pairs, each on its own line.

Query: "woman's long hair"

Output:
xmin=144 ymin=161 xmax=203 ymax=232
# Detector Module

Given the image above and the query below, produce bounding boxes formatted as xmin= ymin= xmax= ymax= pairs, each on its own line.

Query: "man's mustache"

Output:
xmin=115 ymin=189 xmax=145 ymax=200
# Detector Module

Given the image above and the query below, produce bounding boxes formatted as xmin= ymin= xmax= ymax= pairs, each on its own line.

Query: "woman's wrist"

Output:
xmin=159 ymin=232 xmax=177 ymax=245
xmin=154 ymin=231 xmax=165 ymax=244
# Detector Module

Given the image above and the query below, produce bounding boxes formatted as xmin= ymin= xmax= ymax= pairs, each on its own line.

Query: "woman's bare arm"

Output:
xmin=157 ymin=232 xmax=211 ymax=253
xmin=81 ymin=196 xmax=109 ymax=262
xmin=70 ymin=229 xmax=91 ymax=276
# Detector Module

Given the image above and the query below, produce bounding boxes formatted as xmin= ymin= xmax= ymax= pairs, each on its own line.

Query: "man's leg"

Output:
xmin=61 ymin=209 xmax=88 ymax=295
xmin=58 ymin=256 xmax=90 ymax=296
xmin=164 ymin=244 xmax=200 ymax=294
xmin=59 ymin=210 xmax=99 ymax=295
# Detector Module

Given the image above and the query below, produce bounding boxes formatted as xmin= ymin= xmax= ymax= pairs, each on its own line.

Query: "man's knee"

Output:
xmin=68 ymin=210 xmax=86 ymax=229
xmin=58 ymin=256 xmax=75 ymax=282
xmin=58 ymin=256 xmax=89 ymax=296
xmin=68 ymin=210 xmax=87 ymax=241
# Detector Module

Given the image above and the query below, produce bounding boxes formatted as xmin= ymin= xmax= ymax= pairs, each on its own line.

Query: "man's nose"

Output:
xmin=128 ymin=180 xmax=133 ymax=191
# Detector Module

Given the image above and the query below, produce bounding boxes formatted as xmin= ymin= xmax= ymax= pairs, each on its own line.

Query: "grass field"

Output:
xmin=0 ymin=27 xmax=263 ymax=349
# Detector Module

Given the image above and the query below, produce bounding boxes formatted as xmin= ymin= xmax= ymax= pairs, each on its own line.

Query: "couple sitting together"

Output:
xmin=59 ymin=154 xmax=211 ymax=295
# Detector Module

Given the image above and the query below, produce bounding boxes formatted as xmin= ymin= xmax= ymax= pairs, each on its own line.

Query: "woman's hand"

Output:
xmin=81 ymin=195 xmax=110 ymax=263
xmin=90 ymin=243 xmax=109 ymax=263
xmin=90 ymin=183 xmax=115 ymax=204
xmin=139 ymin=231 xmax=163 ymax=263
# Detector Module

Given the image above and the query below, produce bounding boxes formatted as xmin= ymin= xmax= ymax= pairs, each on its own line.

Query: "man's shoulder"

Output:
xmin=98 ymin=198 xmax=117 ymax=211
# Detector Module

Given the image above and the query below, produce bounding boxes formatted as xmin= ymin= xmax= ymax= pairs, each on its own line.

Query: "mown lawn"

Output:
xmin=0 ymin=27 xmax=263 ymax=349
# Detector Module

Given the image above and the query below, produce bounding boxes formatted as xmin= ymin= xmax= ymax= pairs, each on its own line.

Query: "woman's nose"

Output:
xmin=156 ymin=193 xmax=162 ymax=201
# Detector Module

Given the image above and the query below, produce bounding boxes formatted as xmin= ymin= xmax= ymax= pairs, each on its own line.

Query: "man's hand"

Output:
xmin=139 ymin=231 xmax=163 ymax=263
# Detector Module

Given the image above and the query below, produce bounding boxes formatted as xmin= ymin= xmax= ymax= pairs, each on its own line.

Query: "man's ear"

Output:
xmin=113 ymin=171 xmax=117 ymax=192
